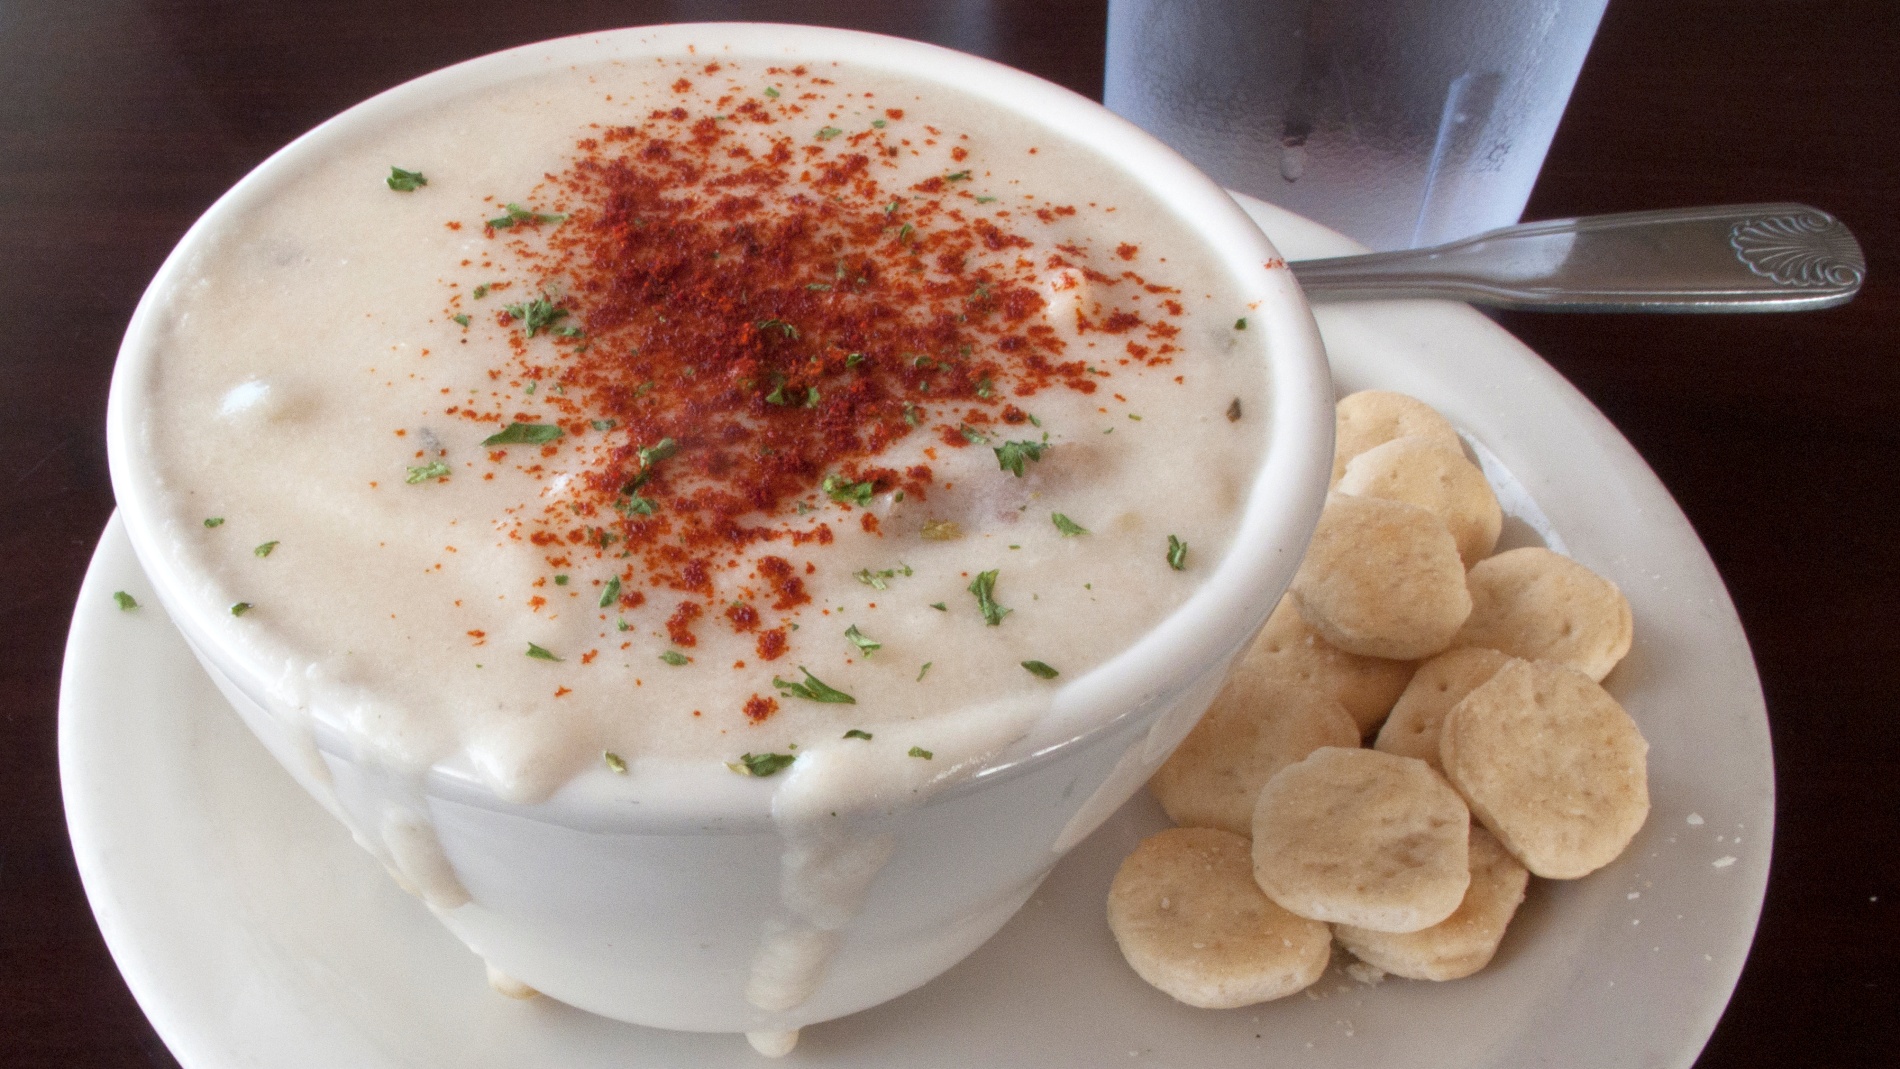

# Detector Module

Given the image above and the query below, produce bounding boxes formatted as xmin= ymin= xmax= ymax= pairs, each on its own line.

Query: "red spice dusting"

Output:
xmin=581 ymin=649 xmax=599 ymax=664
xmin=666 ymin=600 xmax=704 ymax=646
xmin=467 ymin=629 xmax=486 ymax=645
xmin=744 ymin=694 xmax=780 ymax=722
xmin=756 ymin=627 xmax=789 ymax=661
xmin=447 ymin=69 xmax=1168 ymax=625
xmin=554 ymin=687 xmax=572 ymax=697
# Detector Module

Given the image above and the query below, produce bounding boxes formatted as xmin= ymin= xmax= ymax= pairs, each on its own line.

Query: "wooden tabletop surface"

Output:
xmin=2 ymin=1 xmax=1892 ymax=1065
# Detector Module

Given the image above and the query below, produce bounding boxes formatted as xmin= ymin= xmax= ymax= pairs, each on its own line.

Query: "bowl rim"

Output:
xmin=105 ymin=21 xmax=1334 ymax=830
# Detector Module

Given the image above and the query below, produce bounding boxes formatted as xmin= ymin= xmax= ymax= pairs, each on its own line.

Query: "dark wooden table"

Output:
xmin=3 ymin=1 xmax=1893 ymax=1065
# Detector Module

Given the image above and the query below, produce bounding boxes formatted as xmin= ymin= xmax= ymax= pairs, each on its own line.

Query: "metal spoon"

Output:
xmin=1289 ymin=203 xmax=1864 ymax=312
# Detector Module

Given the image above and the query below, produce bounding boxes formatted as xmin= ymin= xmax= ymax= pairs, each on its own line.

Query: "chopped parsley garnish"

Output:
xmin=975 ymin=195 xmax=998 ymax=204
xmin=472 ymin=284 xmax=490 ymax=299
xmin=1227 ymin=398 xmax=1242 ymax=422
xmin=254 ymin=540 xmax=279 ymax=558
xmin=482 ymin=422 xmax=564 ymax=446
xmin=1051 ymin=513 xmax=1087 ymax=536
xmin=112 ymin=591 xmax=138 ymax=611
xmin=993 ymin=439 xmax=1047 ymax=477
xmin=406 ymin=460 xmax=451 ymax=483
xmin=920 ymin=519 xmax=961 ymax=541
xmin=386 ymin=167 xmax=427 ymax=192
xmin=930 ymin=602 xmax=947 ymax=611
xmin=637 ymin=437 xmax=679 ymax=467
xmin=960 ymin=425 xmax=989 ymax=445
xmin=591 ymin=418 xmax=616 ymax=432
xmin=773 ymin=666 xmax=857 ymax=704
xmin=903 ymin=402 xmax=921 ymax=427
xmin=615 ymin=495 xmax=657 ymax=517
xmin=452 ymin=313 xmax=471 ymax=328
xmin=1235 ymin=317 xmax=1248 ymax=330
xmin=203 ymin=517 xmax=224 ymax=528
xmin=736 ymin=751 xmax=796 ymax=777
xmin=526 ymin=642 xmax=561 ymax=661
xmin=945 ymin=170 xmax=971 ymax=182
xmin=975 ymin=376 xmax=995 ymax=399
xmin=230 ymin=602 xmax=253 ymax=616
xmin=854 ymin=564 xmax=911 ymax=590
xmin=615 ymin=618 xmax=631 ymax=632
xmin=503 ymin=296 xmax=569 ymax=338
xmin=553 ymin=574 xmax=569 ymax=586
xmin=872 ymin=119 xmax=887 ymax=128
xmin=603 ymin=751 xmax=628 ymax=774
xmin=1167 ymin=535 xmax=1189 ymax=571
xmin=844 ymin=624 xmax=881 ymax=656
xmin=599 ymin=575 xmax=621 ymax=608
xmin=843 ymin=729 xmax=874 ymax=741
xmin=487 ymin=202 xmax=566 ymax=229
xmin=824 ymin=473 xmax=876 ymax=507
xmin=908 ymin=746 xmax=934 ymax=760
xmin=845 ymin=351 xmax=864 ymax=367
xmin=755 ymin=317 xmax=800 ymax=339
xmin=917 ymin=661 xmax=932 ymax=681
xmin=806 ymin=282 xmax=832 ymax=291
xmin=763 ymin=86 xmax=780 ymax=99
xmin=816 ymin=127 xmax=844 ymax=140
xmin=1021 ymin=660 xmax=1060 ymax=679
xmin=968 ymin=569 xmax=1010 ymax=626
xmin=660 ymin=650 xmax=689 ymax=666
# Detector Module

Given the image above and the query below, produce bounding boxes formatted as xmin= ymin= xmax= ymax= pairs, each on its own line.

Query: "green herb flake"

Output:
xmin=1128 ymin=413 xmax=1143 ymax=421
xmin=637 ymin=437 xmax=679 ymax=467
xmin=872 ymin=119 xmax=887 ymax=128
xmin=755 ymin=317 xmax=800 ymax=340
xmin=968 ymin=569 xmax=1010 ymax=626
xmin=603 ymin=751 xmax=628 ymax=774
xmin=591 ymin=419 xmax=617 ymax=432
xmin=855 ymin=567 xmax=897 ymax=590
xmin=503 ymin=296 xmax=569 ymax=338
xmin=253 ymin=540 xmax=280 ymax=558
xmin=112 ymin=591 xmax=139 ymax=611
xmin=1167 ymin=535 xmax=1189 ymax=571
xmin=599 ymin=575 xmax=622 ymax=608
xmin=773 ymin=666 xmax=857 ymax=704
xmin=230 ymin=602 xmax=253 ymax=617
xmin=930 ymin=602 xmax=947 ymax=611
xmin=1051 ymin=513 xmax=1087 ymax=536
xmin=975 ymin=376 xmax=995 ymax=399
xmin=1021 ymin=660 xmax=1060 ymax=679
xmin=615 ymin=618 xmax=631 ymax=632
xmin=845 ymin=351 xmax=864 ymax=368
xmin=917 ymin=661 xmax=932 ymax=681
xmin=482 ymin=422 xmax=564 ymax=447
xmin=816 ymin=127 xmax=843 ymax=140
xmin=452 ymin=313 xmax=471 ymax=328
xmin=1226 ymin=398 xmax=1242 ymax=422
xmin=908 ymin=746 xmax=934 ymax=760
xmin=553 ymin=574 xmax=569 ymax=586
xmin=843 ymin=729 xmax=874 ymax=741
xmin=615 ymin=495 xmax=657 ymax=518
xmin=844 ymin=624 xmax=881 ymax=656
xmin=203 ymin=517 xmax=225 ymax=528
xmin=920 ymin=519 xmax=961 ymax=541
xmin=763 ymin=86 xmax=781 ymax=99
xmin=975 ymin=195 xmax=998 ymax=204
xmin=487 ymin=202 xmax=566 ymax=229
xmin=1235 ymin=317 xmax=1248 ymax=330
xmin=526 ymin=642 xmax=561 ymax=662
xmin=736 ymin=751 xmax=796 ymax=777
xmin=992 ymin=439 xmax=1047 ymax=477
xmin=406 ymin=460 xmax=451 ymax=483
xmin=656 ymin=650 xmax=687 ymax=666
xmin=472 ymin=284 xmax=490 ymax=299
xmin=959 ymin=424 xmax=988 ymax=445
xmin=386 ymin=167 xmax=427 ymax=192
xmin=945 ymin=170 xmax=971 ymax=182
xmin=824 ymin=473 xmax=876 ymax=507
xmin=903 ymin=402 xmax=922 ymax=427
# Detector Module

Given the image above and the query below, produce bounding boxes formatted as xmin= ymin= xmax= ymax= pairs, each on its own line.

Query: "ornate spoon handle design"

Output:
xmin=1290 ymin=204 xmax=1864 ymax=312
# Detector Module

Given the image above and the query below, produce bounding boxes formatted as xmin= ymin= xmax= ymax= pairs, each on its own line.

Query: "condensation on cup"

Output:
xmin=1105 ymin=0 xmax=1609 ymax=251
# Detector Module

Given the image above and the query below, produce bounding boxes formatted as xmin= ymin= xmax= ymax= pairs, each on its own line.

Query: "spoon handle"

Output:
xmin=1289 ymin=203 xmax=1865 ymax=312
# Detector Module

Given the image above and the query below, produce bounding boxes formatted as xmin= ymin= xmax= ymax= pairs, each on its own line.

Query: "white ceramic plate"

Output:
xmin=61 ymin=197 xmax=1771 ymax=1068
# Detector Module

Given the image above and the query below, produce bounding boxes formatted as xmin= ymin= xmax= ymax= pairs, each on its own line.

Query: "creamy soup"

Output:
xmin=141 ymin=56 xmax=1272 ymax=806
